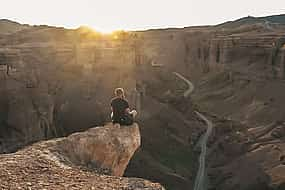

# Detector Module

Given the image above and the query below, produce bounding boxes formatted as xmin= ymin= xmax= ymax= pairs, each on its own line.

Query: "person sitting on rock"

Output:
xmin=111 ymin=88 xmax=137 ymax=126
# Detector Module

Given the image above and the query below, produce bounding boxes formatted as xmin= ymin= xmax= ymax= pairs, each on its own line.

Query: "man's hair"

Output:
xmin=115 ymin=88 xmax=125 ymax=97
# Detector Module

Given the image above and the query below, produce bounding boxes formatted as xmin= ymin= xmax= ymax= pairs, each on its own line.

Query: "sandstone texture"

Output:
xmin=59 ymin=123 xmax=141 ymax=176
xmin=0 ymin=123 xmax=164 ymax=190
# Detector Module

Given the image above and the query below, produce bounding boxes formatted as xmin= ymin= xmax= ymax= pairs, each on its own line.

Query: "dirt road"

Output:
xmin=173 ymin=72 xmax=195 ymax=97
xmin=173 ymin=72 xmax=213 ymax=190
xmin=193 ymin=111 xmax=213 ymax=190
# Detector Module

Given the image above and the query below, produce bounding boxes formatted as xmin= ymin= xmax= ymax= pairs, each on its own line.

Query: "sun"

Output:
xmin=95 ymin=26 xmax=119 ymax=34
xmin=113 ymin=34 xmax=119 ymax=40
xmin=79 ymin=25 xmax=125 ymax=40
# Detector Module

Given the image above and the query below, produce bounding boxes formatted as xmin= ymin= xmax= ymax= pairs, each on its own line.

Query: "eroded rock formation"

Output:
xmin=0 ymin=123 xmax=163 ymax=190
xmin=59 ymin=123 xmax=141 ymax=176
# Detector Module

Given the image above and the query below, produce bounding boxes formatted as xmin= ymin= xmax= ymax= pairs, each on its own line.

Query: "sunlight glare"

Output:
xmin=94 ymin=26 xmax=121 ymax=35
xmin=113 ymin=35 xmax=119 ymax=40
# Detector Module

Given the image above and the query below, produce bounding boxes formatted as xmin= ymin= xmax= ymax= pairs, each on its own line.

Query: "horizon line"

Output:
xmin=1 ymin=12 xmax=285 ymax=32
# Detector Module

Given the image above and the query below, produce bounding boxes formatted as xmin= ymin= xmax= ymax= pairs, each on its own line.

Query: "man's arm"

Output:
xmin=125 ymin=108 xmax=131 ymax=114
xmin=124 ymin=100 xmax=131 ymax=114
xmin=110 ymin=99 xmax=114 ymax=110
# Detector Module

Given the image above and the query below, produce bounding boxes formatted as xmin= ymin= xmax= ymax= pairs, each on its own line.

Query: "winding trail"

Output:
xmin=173 ymin=72 xmax=195 ymax=97
xmin=172 ymin=72 xmax=213 ymax=190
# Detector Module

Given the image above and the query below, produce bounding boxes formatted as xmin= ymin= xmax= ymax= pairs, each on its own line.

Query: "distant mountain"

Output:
xmin=0 ymin=19 xmax=30 ymax=35
xmin=217 ymin=14 xmax=285 ymax=28
xmin=260 ymin=14 xmax=285 ymax=24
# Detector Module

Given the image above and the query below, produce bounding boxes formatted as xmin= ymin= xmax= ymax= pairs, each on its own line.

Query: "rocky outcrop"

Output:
xmin=0 ymin=123 xmax=164 ymax=190
xmin=205 ymin=119 xmax=285 ymax=190
xmin=59 ymin=123 xmax=141 ymax=176
xmin=271 ymin=122 xmax=285 ymax=138
xmin=183 ymin=30 xmax=285 ymax=79
xmin=212 ymin=143 xmax=285 ymax=190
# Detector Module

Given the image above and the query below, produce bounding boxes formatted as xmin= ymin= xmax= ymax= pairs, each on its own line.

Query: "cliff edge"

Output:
xmin=0 ymin=123 xmax=164 ymax=190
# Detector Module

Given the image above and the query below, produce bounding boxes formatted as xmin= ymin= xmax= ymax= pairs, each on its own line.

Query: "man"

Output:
xmin=110 ymin=88 xmax=137 ymax=126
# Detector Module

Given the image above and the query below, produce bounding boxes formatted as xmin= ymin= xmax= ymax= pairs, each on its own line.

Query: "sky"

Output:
xmin=1 ymin=0 xmax=285 ymax=32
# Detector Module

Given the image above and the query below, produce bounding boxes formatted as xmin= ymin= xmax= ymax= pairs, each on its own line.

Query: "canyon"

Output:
xmin=1 ymin=14 xmax=285 ymax=190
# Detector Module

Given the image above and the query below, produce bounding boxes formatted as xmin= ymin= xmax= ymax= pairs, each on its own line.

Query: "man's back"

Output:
xmin=111 ymin=97 xmax=129 ymax=123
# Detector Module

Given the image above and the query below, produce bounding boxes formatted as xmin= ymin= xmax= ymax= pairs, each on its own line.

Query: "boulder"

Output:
xmin=0 ymin=123 xmax=164 ymax=190
xmin=59 ymin=123 xmax=141 ymax=176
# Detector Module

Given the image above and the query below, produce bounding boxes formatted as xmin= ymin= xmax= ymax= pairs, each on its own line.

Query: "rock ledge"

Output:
xmin=0 ymin=123 xmax=164 ymax=190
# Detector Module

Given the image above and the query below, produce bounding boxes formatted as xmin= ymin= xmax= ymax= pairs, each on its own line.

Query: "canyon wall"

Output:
xmin=0 ymin=29 xmax=138 ymax=152
xmin=130 ymin=24 xmax=285 ymax=190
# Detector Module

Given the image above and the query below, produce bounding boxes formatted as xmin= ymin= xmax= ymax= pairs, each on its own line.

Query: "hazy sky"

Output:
xmin=1 ymin=0 xmax=285 ymax=32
